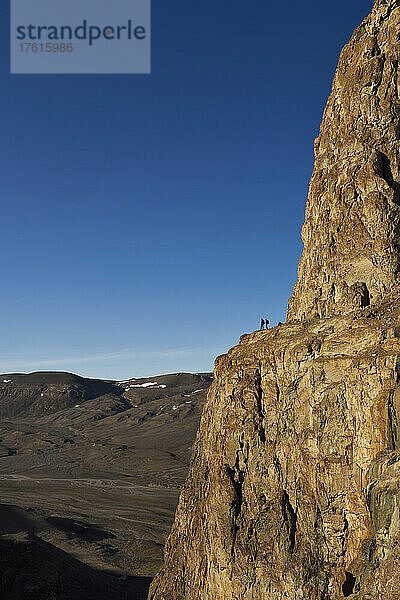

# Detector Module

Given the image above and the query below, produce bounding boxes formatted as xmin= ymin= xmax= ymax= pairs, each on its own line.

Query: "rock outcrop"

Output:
xmin=149 ymin=1 xmax=400 ymax=599
xmin=288 ymin=0 xmax=400 ymax=321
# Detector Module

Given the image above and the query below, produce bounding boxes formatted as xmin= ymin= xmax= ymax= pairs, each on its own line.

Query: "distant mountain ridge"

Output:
xmin=0 ymin=371 xmax=212 ymax=420
xmin=0 ymin=371 xmax=121 ymax=418
xmin=0 ymin=370 xmax=213 ymax=599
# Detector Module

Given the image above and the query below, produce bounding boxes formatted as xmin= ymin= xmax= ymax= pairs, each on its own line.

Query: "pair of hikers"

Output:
xmin=260 ymin=318 xmax=269 ymax=331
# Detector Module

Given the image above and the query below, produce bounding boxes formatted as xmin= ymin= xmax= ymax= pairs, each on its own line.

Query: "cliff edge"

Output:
xmin=149 ymin=1 xmax=400 ymax=598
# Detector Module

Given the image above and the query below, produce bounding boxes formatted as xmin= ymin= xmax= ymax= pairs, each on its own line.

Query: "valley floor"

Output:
xmin=0 ymin=371 xmax=212 ymax=599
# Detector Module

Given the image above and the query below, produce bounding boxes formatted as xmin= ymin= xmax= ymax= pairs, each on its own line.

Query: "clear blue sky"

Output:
xmin=0 ymin=1 xmax=372 ymax=379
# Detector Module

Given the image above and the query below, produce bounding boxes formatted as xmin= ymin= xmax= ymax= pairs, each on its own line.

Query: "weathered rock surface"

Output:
xmin=149 ymin=1 xmax=400 ymax=599
xmin=288 ymin=0 xmax=400 ymax=321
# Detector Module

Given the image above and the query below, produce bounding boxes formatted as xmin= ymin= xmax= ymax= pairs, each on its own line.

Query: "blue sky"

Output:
xmin=0 ymin=1 xmax=372 ymax=379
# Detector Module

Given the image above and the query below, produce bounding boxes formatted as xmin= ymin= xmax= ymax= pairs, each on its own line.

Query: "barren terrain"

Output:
xmin=0 ymin=371 xmax=212 ymax=599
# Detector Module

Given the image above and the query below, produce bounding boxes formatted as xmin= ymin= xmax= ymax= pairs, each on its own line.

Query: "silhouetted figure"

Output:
xmin=265 ymin=319 xmax=270 ymax=329
xmin=260 ymin=318 xmax=265 ymax=330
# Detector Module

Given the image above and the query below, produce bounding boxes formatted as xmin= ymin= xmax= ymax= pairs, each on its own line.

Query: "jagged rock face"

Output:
xmin=149 ymin=2 xmax=400 ymax=599
xmin=288 ymin=0 xmax=400 ymax=321
xmin=149 ymin=304 xmax=400 ymax=599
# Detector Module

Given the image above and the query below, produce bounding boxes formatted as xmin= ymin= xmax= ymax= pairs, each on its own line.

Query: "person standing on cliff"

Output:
xmin=260 ymin=318 xmax=265 ymax=330
xmin=265 ymin=319 xmax=270 ymax=329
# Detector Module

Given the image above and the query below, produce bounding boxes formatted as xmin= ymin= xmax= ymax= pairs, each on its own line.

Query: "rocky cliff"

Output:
xmin=149 ymin=1 xmax=400 ymax=599
xmin=288 ymin=0 xmax=400 ymax=321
